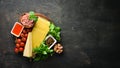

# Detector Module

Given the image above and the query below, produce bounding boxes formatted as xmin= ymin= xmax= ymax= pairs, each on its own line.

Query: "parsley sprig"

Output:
xmin=48 ymin=23 xmax=61 ymax=41
xmin=33 ymin=41 xmax=54 ymax=61
xmin=29 ymin=11 xmax=38 ymax=22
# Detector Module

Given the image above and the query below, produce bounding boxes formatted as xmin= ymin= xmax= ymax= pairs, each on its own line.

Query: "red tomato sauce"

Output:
xmin=11 ymin=22 xmax=24 ymax=37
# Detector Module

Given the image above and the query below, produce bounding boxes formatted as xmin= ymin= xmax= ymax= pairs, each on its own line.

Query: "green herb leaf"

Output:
xmin=48 ymin=23 xmax=61 ymax=41
xmin=55 ymin=27 xmax=61 ymax=32
xmin=29 ymin=11 xmax=35 ymax=16
xmin=50 ymin=23 xmax=55 ymax=30
xmin=33 ymin=41 xmax=54 ymax=61
xmin=43 ymin=51 xmax=47 ymax=55
xmin=29 ymin=11 xmax=38 ymax=22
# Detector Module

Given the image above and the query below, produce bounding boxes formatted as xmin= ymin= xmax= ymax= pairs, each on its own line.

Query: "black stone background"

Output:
xmin=0 ymin=0 xmax=120 ymax=68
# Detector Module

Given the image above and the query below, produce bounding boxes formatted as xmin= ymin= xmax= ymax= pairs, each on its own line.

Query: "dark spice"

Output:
xmin=46 ymin=37 xmax=54 ymax=46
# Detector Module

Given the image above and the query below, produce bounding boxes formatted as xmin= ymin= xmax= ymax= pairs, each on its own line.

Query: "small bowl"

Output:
xmin=45 ymin=35 xmax=57 ymax=49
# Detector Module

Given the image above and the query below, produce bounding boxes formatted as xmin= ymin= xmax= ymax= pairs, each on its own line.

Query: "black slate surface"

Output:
xmin=0 ymin=0 xmax=120 ymax=68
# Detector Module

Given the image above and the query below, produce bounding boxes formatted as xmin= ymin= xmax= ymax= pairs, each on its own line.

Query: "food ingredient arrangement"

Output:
xmin=11 ymin=11 xmax=63 ymax=61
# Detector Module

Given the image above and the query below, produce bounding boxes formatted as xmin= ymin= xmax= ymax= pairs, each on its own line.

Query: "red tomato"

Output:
xmin=26 ymin=29 xmax=31 ymax=32
xmin=19 ymin=47 xmax=24 ymax=52
xmin=17 ymin=39 xmax=21 ymax=43
xmin=16 ymin=43 xmax=20 ymax=48
xmin=20 ymin=33 xmax=24 ymax=37
xmin=22 ymin=29 xmax=27 ymax=34
xmin=20 ymin=42 xmax=25 ymax=47
xmin=14 ymin=48 xmax=19 ymax=53
xmin=21 ymin=37 xmax=27 ymax=42
xmin=24 ymin=34 xmax=28 ymax=38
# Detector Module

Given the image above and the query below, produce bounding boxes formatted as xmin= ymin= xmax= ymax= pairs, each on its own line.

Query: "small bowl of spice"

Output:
xmin=45 ymin=35 xmax=57 ymax=49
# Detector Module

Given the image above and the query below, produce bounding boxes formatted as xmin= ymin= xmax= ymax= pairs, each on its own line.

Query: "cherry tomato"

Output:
xmin=17 ymin=39 xmax=21 ymax=43
xmin=24 ymin=34 xmax=28 ymax=38
xmin=16 ymin=43 xmax=20 ymax=48
xmin=14 ymin=48 xmax=19 ymax=53
xmin=20 ymin=33 xmax=24 ymax=37
xmin=19 ymin=47 xmax=24 ymax=52
xmin=22 ymin=29 xmax=27 ymax=34
xmin=20 ymin=42 xmax=25 ymax=47
xmin=21 ymin=37 xmax=27 ymax=42
xmin=26 ymin=29 xmax=31 ymax=32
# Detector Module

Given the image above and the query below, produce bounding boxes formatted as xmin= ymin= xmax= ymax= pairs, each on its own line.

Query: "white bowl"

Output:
xmin=45 ymin=35 xmax=57 ymax=49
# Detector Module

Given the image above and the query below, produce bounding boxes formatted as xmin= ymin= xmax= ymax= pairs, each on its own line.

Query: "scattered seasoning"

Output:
xmin=11 ymin=22 xmax=24 ymax=37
